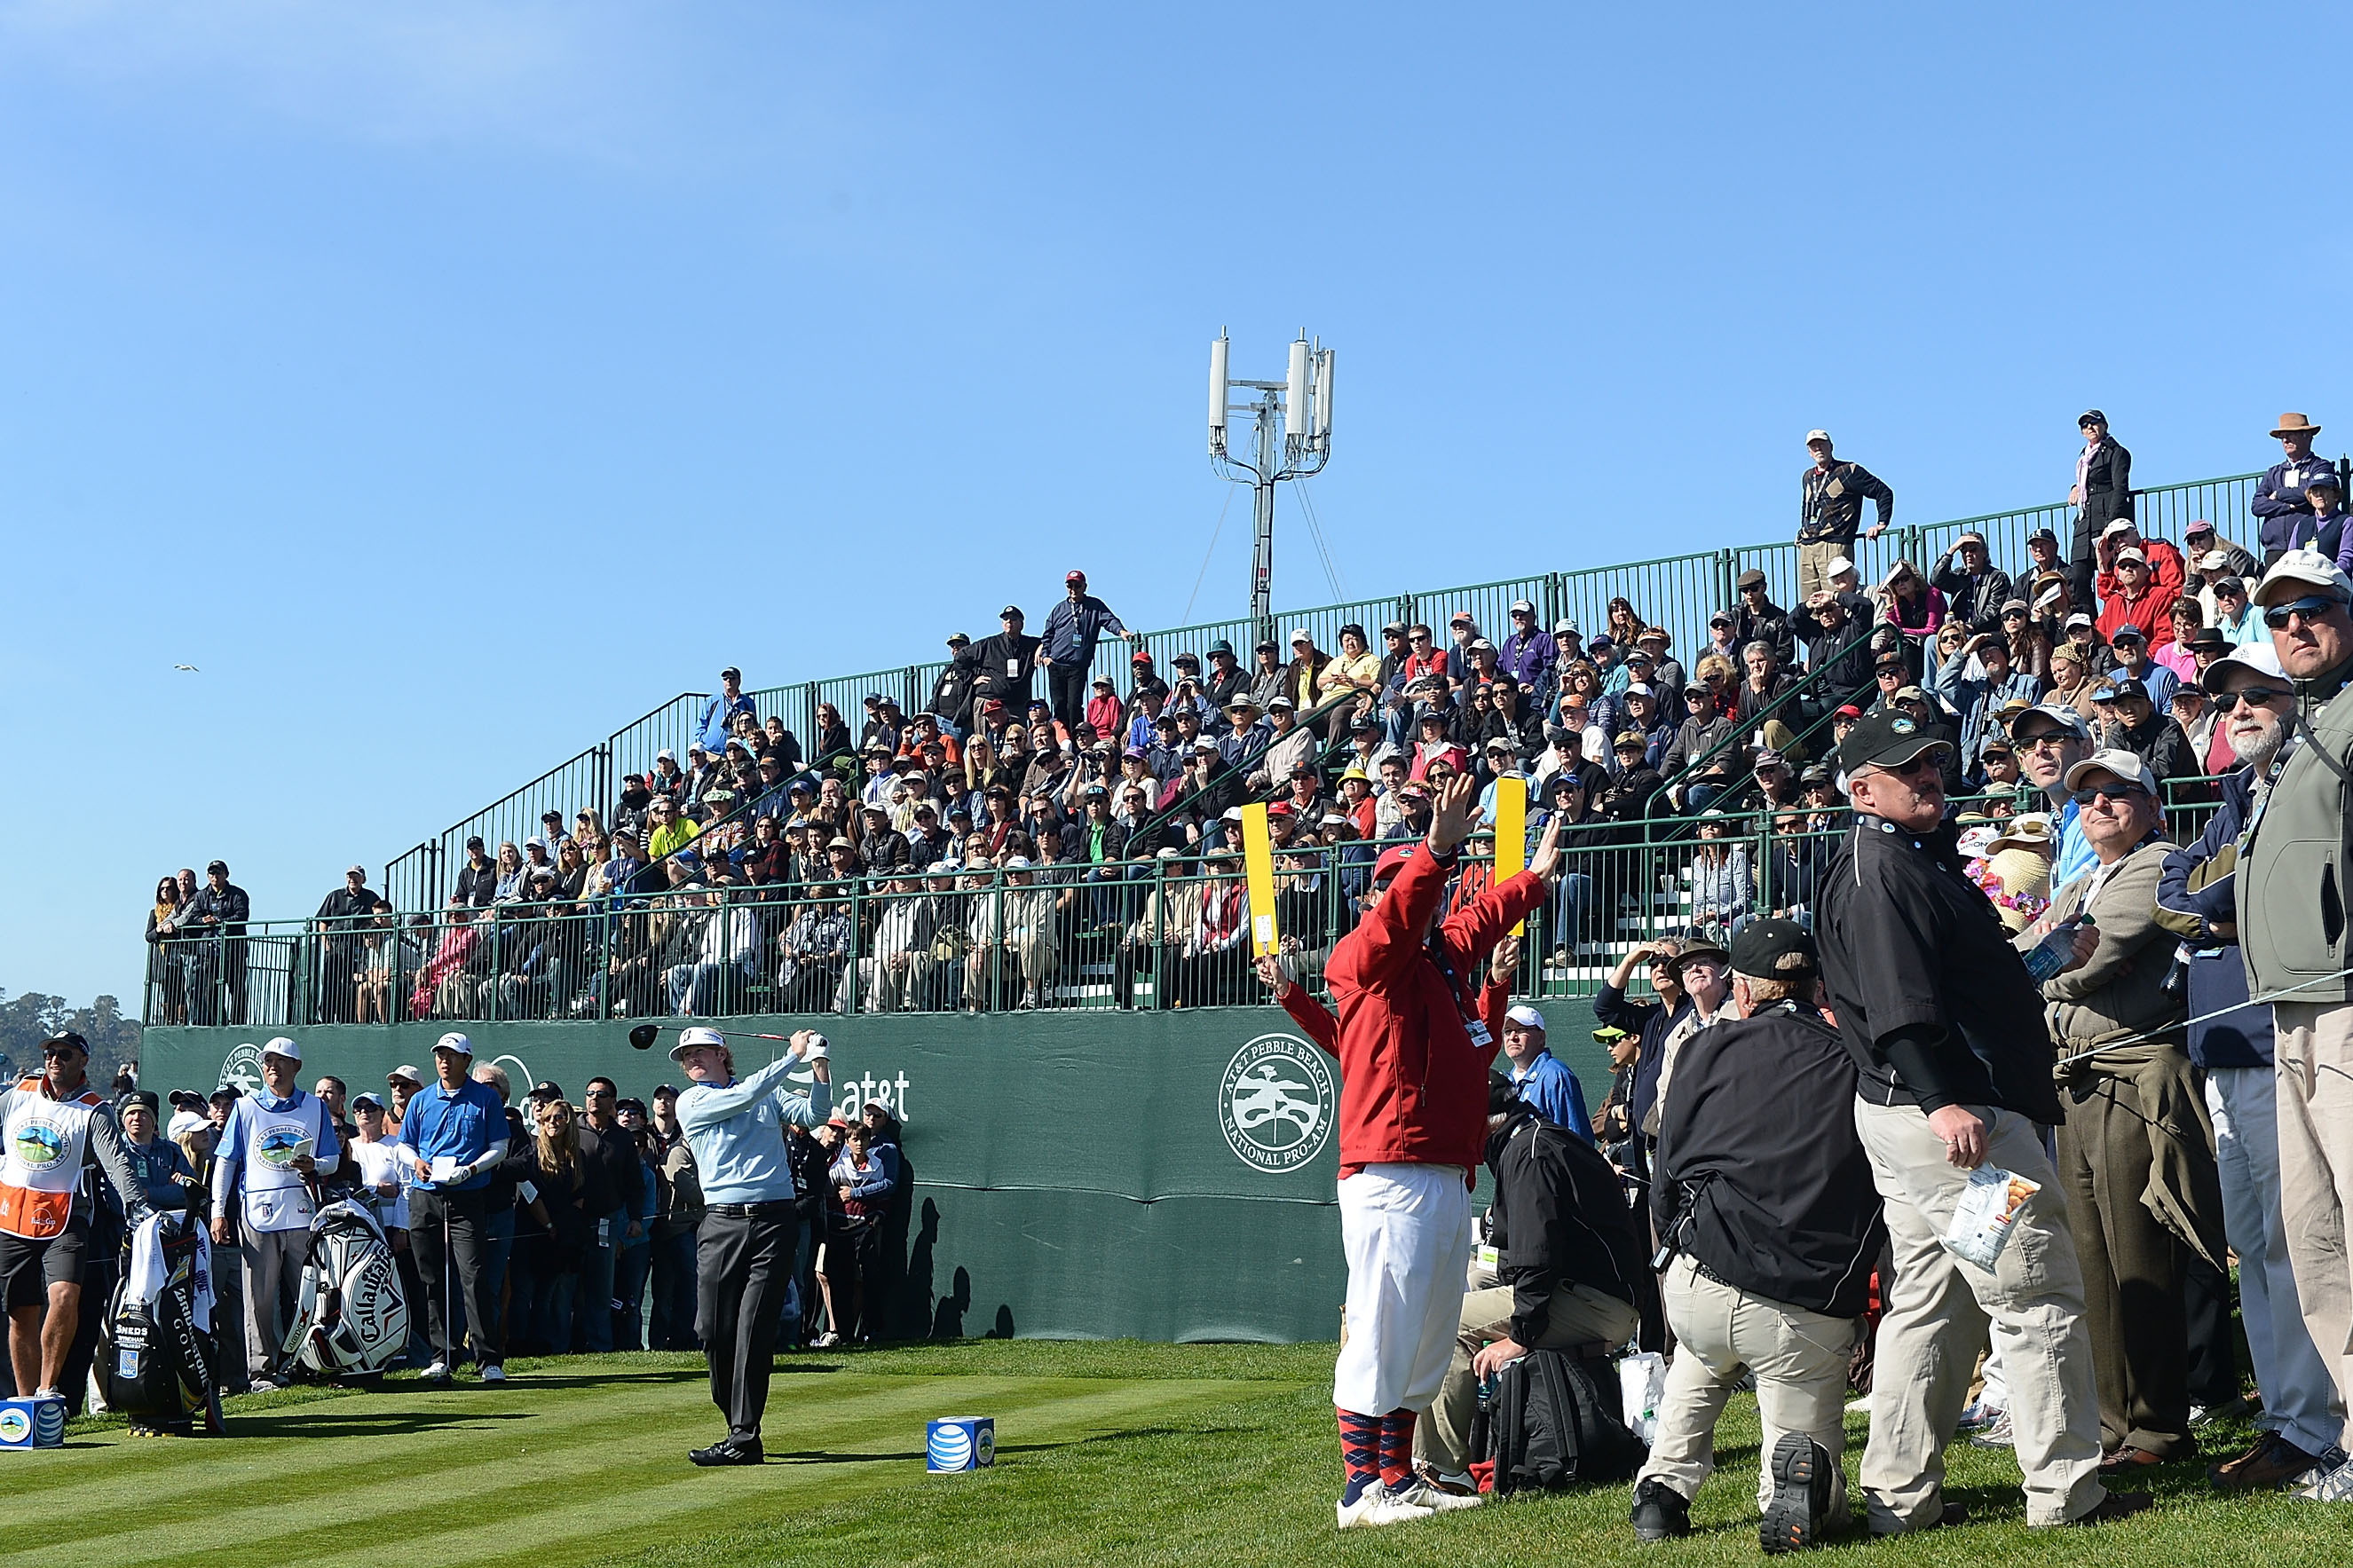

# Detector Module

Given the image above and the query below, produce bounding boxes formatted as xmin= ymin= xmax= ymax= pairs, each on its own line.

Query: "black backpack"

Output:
xmin=1486 ymin=1346 xmax=1644 ymax=1495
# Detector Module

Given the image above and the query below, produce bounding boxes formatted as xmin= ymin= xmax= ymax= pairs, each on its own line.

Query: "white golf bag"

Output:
xmin=281 ymin=1197 xmax=410 ymax=1376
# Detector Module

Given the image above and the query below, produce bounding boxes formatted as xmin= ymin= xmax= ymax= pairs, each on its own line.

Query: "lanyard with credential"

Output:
xmin=1427 ymin=930 xmax=1494 ymax=1051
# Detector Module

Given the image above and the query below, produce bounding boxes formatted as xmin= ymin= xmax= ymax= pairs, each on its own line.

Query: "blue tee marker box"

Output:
xmin=0 ymin=1396 xmax=66 ymax=1451
xmin=926 ymin=1414 xmax=995 ymax=1471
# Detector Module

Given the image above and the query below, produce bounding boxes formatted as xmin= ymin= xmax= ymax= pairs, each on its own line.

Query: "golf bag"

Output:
xmin=281 ymin=1197 xmax=410 ymax=1377
xmin=99 ymin=1209 xmax=225 ymax=1436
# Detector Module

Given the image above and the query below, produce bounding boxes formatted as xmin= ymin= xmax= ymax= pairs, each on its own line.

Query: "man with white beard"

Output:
xmin=2159 ymin=636 xmax=2345 ymax=1492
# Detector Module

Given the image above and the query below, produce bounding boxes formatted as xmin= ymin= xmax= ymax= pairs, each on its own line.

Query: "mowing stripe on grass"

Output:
xmin=1 ymin=1372 xmax=1269 ymax=1568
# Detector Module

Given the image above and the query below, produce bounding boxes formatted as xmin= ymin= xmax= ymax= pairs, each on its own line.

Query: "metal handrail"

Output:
xmin=376 ymin=469 xmax=2278 ymax=918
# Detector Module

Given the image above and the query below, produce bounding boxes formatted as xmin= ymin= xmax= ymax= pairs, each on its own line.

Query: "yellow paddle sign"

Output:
xmin=1492 ymin=774 xmax=1527 ymax=935
xmin=1240 ymin=801 xmax=1281 ymax=958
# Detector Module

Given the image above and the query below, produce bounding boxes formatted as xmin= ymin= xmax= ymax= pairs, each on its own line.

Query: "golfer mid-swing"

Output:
xmin=671 ymin=1025 xmax=832 ymax=1466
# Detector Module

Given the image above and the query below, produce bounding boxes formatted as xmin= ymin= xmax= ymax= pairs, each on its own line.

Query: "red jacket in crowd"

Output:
xmin=1286 ymin=842 xmax=1543 ymax=1180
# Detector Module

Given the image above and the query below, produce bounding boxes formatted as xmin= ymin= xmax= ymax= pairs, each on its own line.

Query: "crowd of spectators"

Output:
xmin=1 ymin=1049 xmax=917 ymax=1411
xmin=143 ymin=415 xmax=2344 ymax=1027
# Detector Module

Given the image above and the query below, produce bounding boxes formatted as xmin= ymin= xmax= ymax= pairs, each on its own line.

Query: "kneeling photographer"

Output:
xmin=1409 ymin=1071 xmax=1654 ymax=1501
xmin=1634 ymin=920 xmax=1884 ymax=1551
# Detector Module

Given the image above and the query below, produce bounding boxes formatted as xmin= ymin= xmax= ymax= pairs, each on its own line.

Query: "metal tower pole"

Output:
xmin=1251 ymin=393 xmax=1278 ymax=648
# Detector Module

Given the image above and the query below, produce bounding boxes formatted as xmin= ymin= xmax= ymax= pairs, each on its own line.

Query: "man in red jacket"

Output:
xmin=1264 ymin=775 xmax=1559 ymax=1526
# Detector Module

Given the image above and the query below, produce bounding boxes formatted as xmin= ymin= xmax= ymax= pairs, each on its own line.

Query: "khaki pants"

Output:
xmin=1797 ymin=541 xmax=1850 ymax=606
xmin=1638 ymin=1256 xmax=1858 ymax=1515
xmin=2273 ymin=1000 xmax=2353 ymax=1450
xmin=1853 ymin=1097 xmax=2107 ymax=1529
xmin=2054 ymin=1071 xmax=2191 ymax=1456
xmin=241 ymin=1225 xmax=308 ymax=1380
xmin=1416 ymin=1280 xmax=1640 ymax=1475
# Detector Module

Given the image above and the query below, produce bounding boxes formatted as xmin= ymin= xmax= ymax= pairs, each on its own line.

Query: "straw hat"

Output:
xmin=2272 ymin=412 xmax=2322 ymax=439
xmin=1986 ymin=813 xmax=2054 ymax=855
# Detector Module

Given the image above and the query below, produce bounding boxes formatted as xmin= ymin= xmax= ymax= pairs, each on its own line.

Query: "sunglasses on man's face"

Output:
xmin=1867 ymin=752 xmax=1943 ymax=782
xmin=2073 ymin=781 xmax=2151 ymax=807
xmin=2211 ymin=687 xmax=2287 ymax=713
xmin=2264 ymin=594 xmax=2343 ymax=629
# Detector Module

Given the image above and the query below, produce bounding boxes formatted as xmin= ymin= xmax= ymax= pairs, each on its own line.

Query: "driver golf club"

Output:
xmin=628 ymin=1022 xmax=804 ymax=1051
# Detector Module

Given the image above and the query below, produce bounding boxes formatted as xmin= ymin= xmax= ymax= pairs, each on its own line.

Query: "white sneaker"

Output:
xmin=1337 ymin=1482 xmax=1435 ymax=1528
xmin=478 ymin=1364 xmax=507 ymax=1383
xmin=1393 ymin=1471 xmax=1484 ymax=1511
xmin=246 ymin=1375 xmax=280 ymax=1393
xmin=2292 ymin=1455 xmax=2353 ymax=1501
xmin=1969 ymin=1410 xmax=2016 ymax=1448
xmin=421 ymin=1359 xmax=450 ymax=1382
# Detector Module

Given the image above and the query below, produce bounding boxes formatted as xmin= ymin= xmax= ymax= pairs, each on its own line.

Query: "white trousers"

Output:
xmin=1334 ymin=1162 xmax=1473 ymax=1415
xmin=2209 ymin=1066 xmax=2340 ymax=1455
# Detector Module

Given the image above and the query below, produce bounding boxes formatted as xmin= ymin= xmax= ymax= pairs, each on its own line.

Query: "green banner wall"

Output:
xmin=141 ymin=1002 xmax=1612 ymax=1343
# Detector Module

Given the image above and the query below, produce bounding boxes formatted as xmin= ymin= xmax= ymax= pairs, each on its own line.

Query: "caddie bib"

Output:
xmin=0 ymin=1078 xmax=101 ymax=1240
xmin=241 ymin=1096 xmax=322 ymax=1233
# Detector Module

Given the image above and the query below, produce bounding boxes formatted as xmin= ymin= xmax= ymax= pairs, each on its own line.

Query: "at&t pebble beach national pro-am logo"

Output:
xmin=219 ymin=1042 xmax=265 ymax=1099
xmin=0 ymin=1408 xmax=28 ymax=1444
xmin=1218 ymin=1033 xmax=1336 ymax=1173
xmin=11 ymin=1119 xmax=67 ymax=1172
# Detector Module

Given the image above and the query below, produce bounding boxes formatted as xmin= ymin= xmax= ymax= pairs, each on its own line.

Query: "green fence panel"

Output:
xmin=138 ymin=1007 xmax=1607 ymax=1342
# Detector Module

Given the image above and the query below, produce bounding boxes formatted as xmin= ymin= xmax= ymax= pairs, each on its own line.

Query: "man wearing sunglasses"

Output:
xmin=2239 ymin=548 xmax=2353 ymax=1501
xmin=2039 ymin=750 xmax=2215 ymax=1476
xmin=2157 ymin=640 xmax=2342 ymax=1493
xmin=2 ymin=1033 xmax=154 ymax=1403
xmin=2011 ymin=705 xmax=2099 ymax=889
xmin=1817 ymin=711 xmax=2136 ymax=1531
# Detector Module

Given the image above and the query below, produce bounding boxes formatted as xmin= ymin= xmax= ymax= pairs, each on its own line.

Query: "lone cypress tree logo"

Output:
xmin=1217 ymin=1033 xmax=1335 ymax=1173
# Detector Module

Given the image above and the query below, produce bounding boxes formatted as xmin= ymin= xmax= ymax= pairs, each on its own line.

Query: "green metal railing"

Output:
xmin=380 ymin=470 xmax=2268 ymax=912
xmin=183 ymin=775 xmax=2227 ymax=1030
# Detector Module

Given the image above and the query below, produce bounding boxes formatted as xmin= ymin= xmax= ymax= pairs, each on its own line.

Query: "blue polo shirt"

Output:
xmin=394 ymin=1076 xmax=506 ymax=1192
xmin=1511 ymin=1050 xmax=1594 ymax=1146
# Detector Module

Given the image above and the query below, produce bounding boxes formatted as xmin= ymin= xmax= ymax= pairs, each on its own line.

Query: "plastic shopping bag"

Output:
xmin=1941 ymin=1166 xmax=2040 ymax=1271
xmin=1618 ymin=1351 xmax=1666 ymax=1448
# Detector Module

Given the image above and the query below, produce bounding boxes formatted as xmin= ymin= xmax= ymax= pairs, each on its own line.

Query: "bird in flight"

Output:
xmin=173 ymin=664 xmax=200 ymax=673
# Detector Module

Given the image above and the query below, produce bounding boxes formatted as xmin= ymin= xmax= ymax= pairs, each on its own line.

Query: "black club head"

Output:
xmin=629 ymin=1023 xmax=659 ymax=1051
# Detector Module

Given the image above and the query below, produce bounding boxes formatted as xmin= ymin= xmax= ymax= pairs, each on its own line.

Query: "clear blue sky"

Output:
xmin=1 ymin=3 xmax=2344 ymax=1009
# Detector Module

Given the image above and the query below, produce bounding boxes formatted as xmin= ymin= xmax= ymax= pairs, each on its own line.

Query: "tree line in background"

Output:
xmin=0 ymin=991 xmax=142 ymax=1085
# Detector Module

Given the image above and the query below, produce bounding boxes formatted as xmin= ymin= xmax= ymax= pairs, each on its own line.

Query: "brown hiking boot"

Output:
xmin=2212 ymin=1434 xmax=2325 ymax=1493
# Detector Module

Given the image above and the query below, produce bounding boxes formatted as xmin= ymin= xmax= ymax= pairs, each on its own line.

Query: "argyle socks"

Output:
xmin=1338 ymin=1406 xmax=1383 ymax=1502
xmin=1379 ymin=1406 xmax=1418 ymax=1489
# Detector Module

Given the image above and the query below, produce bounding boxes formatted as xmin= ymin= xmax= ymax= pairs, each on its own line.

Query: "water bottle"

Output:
xmin=2022 ymin=911 xmax=2095 ymax=983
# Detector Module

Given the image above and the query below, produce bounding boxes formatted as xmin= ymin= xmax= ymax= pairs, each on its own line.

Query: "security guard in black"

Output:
xmin=1816 ymin=713 xmax=2065 ymax=1127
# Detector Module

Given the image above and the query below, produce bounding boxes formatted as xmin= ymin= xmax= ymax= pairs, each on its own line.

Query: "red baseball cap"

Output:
xmin=1066 ymin=570 xmax=1086 ymax=583
xmin=1372 ymin=843 xmax=1419 ymax=884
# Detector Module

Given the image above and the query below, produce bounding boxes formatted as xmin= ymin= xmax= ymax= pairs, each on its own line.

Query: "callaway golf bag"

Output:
xmin=99 ymin=1209 xmax=226 ymax=1436
xmin=281 ymin=1196 xmax=411 ymax=1377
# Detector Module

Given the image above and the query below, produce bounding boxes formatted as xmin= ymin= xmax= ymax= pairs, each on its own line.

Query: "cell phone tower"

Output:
xmin=1209 ymin=331 xmax=1333 ymax=648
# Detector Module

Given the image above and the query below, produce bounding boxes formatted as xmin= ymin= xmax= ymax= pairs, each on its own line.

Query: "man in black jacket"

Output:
xmin=928 ymin=638 xmax=978 ymax=736
xmin=2069 ymin=412 xmax=2133 ymax=610
xmin=1817 ymin=710 xmax=2143 ymax=1533
xmin=574 ymin=1076 xmax=646 ymax=1352
xmin=1730 ymin=571 xmax=1797 ymax=671
xmin=1631 ymin=921 xmax=1884 ymax=1550
xmin=1930 ymin=532 xmax=2017 ymax=633
xmin=1410 ymin=1073 xmax=1654 ymax=1501
xmin=969 ymin=607 xmax=1043 ymax=714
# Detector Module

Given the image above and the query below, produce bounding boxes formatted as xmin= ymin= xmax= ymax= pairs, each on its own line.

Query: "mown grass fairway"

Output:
xmin=8 ymin=1343 xmax=2348 ymax=1567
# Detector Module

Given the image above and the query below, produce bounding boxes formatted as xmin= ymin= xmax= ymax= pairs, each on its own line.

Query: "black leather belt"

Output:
xmin=705 ymin=1201 xmax=796 ymax=1218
